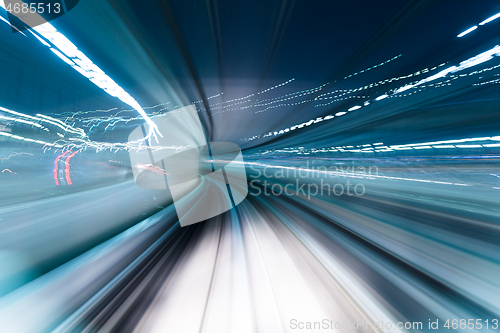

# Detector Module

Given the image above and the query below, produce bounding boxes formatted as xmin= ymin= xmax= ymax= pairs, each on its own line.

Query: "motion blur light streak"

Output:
xmin=0 ymin=0 xmax=161 ymax=142
xmin=479 ymin=12 xmax=500 ymax=26
xmin=1 ymin=0 xmax=500 ymax=332
xmin=457 ymin=26 xmax=478 ymax=38
xmin=53 ymin=150 xmax=70 ymax=185
xmin=64 ymin=151 xmax=78 ymax=185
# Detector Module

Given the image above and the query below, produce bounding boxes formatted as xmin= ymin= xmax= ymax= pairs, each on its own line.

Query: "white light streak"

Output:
xmin=0 ymin=1 xmax=161 ymax=142
xmin=375 ymin=94 xmax=388 ymax=101
xmin=479 ymin=12 xmax=500 ymax=25
xmin=457 ymin=26 xmax=477 ymax=37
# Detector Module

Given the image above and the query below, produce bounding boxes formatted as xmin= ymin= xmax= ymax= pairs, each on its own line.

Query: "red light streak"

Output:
xmin=53 ymin=151 xmax=70 ymax=185
xmin=64 ymin=151 xmax=78 ymax=185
